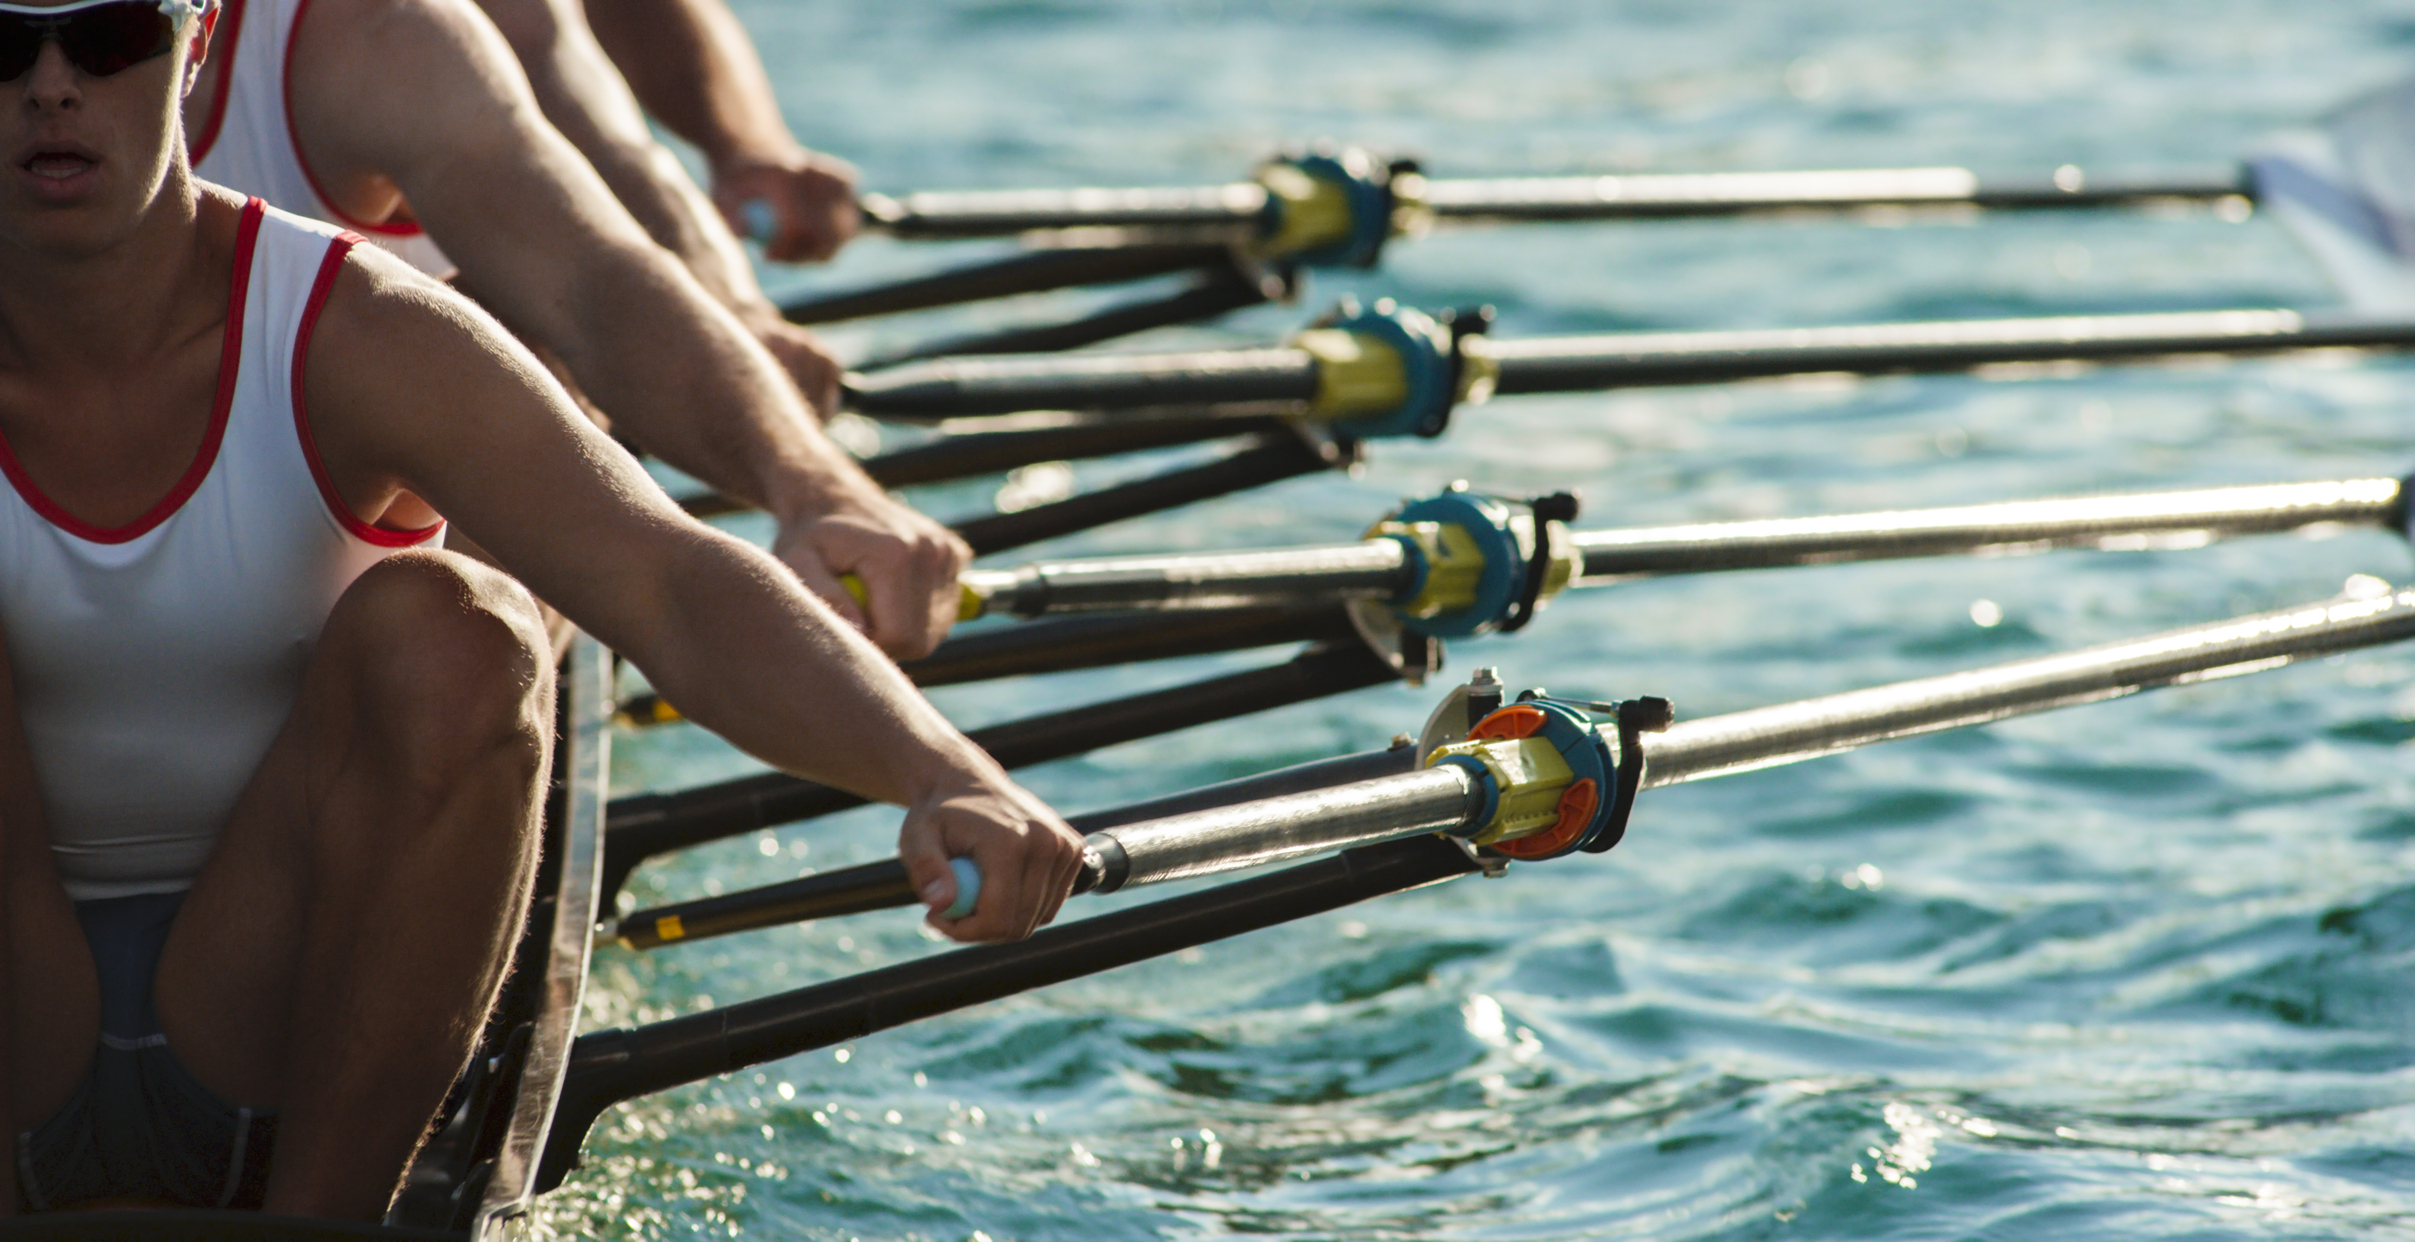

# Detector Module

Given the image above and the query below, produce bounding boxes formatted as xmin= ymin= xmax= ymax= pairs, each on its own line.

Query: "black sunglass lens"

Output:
xmin=0 ymin=18 xmax=50 ymax=81
xmin=56 ymin=4 xmax=174 ymax=76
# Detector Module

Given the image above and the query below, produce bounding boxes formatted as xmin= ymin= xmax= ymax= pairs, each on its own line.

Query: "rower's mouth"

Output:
xmin=21 ymin=144 xmax=98 ymax=181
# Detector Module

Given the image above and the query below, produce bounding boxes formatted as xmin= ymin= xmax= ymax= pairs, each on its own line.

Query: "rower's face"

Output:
xmin=0 ymin=2 xmax=210 ymax=254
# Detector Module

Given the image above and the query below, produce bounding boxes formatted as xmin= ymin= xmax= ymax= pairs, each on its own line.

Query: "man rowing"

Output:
xmin=0 ymin=0 xmax=1081 ymax=1218
xmin=184 ymin=0 xmax=966 ymax=659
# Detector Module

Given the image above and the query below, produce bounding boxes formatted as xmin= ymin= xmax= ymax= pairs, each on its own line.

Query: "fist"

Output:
xmin=716 ymin=149 xmax=861 ymax=264
xmin=897 ymin=777 xmax=1085 ymax=942
xmin=774 ymin=498 xmax=971 ymax=660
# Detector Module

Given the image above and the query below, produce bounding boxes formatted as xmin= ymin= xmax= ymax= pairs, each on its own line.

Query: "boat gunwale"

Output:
xmin=470 ymin=634 xmax=611 ymax=1236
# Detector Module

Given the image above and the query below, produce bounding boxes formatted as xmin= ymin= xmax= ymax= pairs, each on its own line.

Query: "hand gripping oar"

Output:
xmin=538 ymin=579 xmax=2415 ymax=1192
xmin=843 ymin=299 xmax=2415 ymax=427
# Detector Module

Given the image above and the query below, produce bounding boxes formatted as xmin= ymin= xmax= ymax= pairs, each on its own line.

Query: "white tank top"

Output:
xmin=190 ymin=0 xmax=457 ymax=279
xmin=0 ymin=199 xmax=444 ymax=902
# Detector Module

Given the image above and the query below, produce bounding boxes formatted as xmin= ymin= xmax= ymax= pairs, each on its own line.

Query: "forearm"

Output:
xmin=581 ymin=0 xmax=798 ymax=171
xmin=451 ymin=224 xmax=852 ymax=524
xmin=474 ymin=0 xmax=771 ymax=315
xmin=623 ymin=527 xmax=992 ymax=802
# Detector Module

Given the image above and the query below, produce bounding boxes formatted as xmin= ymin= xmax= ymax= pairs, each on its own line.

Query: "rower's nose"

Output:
xmin=23 ymin=40 xmax=81 ymax=111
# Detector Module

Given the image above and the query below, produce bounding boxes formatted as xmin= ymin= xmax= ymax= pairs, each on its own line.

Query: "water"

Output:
xmin=544 ymin=3 xmax=2415 ymax=1237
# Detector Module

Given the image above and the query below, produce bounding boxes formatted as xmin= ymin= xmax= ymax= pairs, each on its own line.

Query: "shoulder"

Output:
xmin=288 ymin=0 xmax=542 ymax=144
xmin=302 ymin=235 xmax=541 ymax=406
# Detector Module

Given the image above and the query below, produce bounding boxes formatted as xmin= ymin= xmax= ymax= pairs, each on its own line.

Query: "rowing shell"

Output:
xmin=0 ymin=635 xmax=612 ymax=1240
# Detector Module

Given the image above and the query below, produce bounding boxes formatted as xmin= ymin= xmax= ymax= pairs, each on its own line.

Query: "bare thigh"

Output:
xmin=0 ymin=629 xmax=98 ymax=1132
xmin=151 ymin=549 xmax=554 ymax=1112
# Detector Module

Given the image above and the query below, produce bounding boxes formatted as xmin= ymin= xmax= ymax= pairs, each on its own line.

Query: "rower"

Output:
xmin=180 ymin=0 xmax=967 ymax=659
xmin=481 ymin=0 xmax=861 ymax=264
xmin=0 ymin=0 xmax=1081 ymax=1220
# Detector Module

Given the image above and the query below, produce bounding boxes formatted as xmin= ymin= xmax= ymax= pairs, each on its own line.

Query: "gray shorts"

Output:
xmin=13 ymin=891 xmax=278 ymax=1211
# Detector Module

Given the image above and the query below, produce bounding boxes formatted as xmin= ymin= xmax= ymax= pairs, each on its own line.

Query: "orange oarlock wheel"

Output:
xmin=1490 ymin=777 xmax=1598 ymax=859
xmin=1467 ymin=704 xmax=1547 ymax=742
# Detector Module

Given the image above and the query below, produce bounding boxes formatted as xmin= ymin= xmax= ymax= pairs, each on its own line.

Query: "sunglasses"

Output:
xmin=0 ymin=0 xmax=207 ymax=82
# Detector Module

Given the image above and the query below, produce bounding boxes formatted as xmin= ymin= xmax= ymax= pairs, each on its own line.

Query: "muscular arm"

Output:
xmin=580 ymin=0 xmax=858 ymax=262
xmin=467 ymin=0 xmax=764 ymax=312
xmin=284 ymin=0 xmax=967 ymax=658
xmin=303 ymin=246 xmax=1080 ymax=940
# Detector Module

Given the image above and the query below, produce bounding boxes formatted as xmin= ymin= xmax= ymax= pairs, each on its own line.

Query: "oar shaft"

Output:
xmin=1574 ymin=478 xmax=2407 ymax=579
xmin=853 ymin=164 xmax=2248 ymax=240
xmin=933 ymin=477 xmax=2403 ymax=622
xmin=847 ymin=348 xmax=1319 ymax=422
xmin=1643 ymin=586 xmax=2415 ymax=788
xmin=1419 ymin=165 xmax=2250 ymax=222
xmin=1483 ymin=309 xmax=2413 ymax=395
xmin=782 ymin=242 xmax=1235 ymax=324
xmin=1086 ymin=767 xmax=1479 ymax=891
xmin=964 ymin=540 xmax=1411 ymax=618
xmin=607 ymin=743 xmax=1425 ymax=951
xmin=843 ymin=309 xmax=2415 ymax=423
xmin=860 ymin=184 xmax=1269 ymax=240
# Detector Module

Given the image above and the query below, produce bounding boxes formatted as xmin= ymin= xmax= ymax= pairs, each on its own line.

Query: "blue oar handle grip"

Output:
xmin=942 ymin=856 xmax=981 ymax=920
xmin=740 ymin=198 xmax=779 ymax=244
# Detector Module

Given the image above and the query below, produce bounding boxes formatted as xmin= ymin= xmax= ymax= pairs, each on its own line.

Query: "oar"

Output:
xmin=642 ymin=476 xmax=2404 ymax=728
xmin=536 ymin=579 xmax=2415 ymax=1191
xmin=853 ymin=152 xmax=2252 ymax=255
xmin=845 ymin=300 xmax=2415 ymax=428
xmin=777 ymin=154 xmax=2254 ymax=337
xmin=604 ymin=474 xmax=2409 ymax=930
xmin=946 ymin=476 xmax=2409 ymax=628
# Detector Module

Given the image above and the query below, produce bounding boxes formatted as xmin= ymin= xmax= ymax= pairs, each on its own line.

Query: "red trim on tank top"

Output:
xmin=281 ymin=0 xmax=425 ymax=238
xmin=0 ymin=200 xmax=264 ymax=545
xmin=291 ymin=232 xmax=444 ymax=547
xmin=185 ymin=0 xmax=246 ymax=164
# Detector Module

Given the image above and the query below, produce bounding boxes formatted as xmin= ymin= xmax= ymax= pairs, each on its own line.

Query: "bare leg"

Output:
xmin=0 ymin=630 xmax=100 ymax=1215
xmin=153 ymin=550 xmax=554 ymax=1220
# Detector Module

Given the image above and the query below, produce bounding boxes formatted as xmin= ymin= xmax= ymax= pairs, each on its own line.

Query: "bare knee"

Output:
xmin=319 ymin=551 xmax=554 ymax=777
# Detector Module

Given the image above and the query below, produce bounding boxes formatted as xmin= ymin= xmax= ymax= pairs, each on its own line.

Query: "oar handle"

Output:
xmin=834 ymin=572 xmax=987 ymax=622
xmin=942 ymin=857 xmax=981 ymax=920
xmin=740 ymin=199 xmax=778 ymax=243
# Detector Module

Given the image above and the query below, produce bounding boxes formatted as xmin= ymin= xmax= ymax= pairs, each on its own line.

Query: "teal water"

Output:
xmin=547 ymin=4 xmax=2415 ymax=1237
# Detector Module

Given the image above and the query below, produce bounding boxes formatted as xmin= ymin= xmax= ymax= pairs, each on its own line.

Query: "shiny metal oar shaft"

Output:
xmin=1641 ymin=586 xmax=2415 ymax=789
xmin=1084 ymin=766 xmax=1482 ymax=893
xmin=962 ymin=540 xmax=1412 ymax=618
xmin=1573 ymin=478 xmax=2406 ymax=580
xmin=858 ymin=184 xmax=1268 ymax=240
xmin=1418 ymin=166 xmax=2249 ymax=221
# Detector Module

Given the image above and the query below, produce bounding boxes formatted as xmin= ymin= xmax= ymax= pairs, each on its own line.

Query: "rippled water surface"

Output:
xmin=544 ymin=3 xmax=2415 ymax=1237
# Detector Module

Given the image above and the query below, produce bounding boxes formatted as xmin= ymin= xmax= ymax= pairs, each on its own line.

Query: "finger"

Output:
xmin=1017 ymin=821 xmax=1068 ymax=939
xmin=859 ymin=553 xmax=951 ymax=661
xmin=767 ymin=212 xmax=814 ymax=264
xmin=941 ymin=831 xmax=1018 ymax=942
xmin=1036 ymin=828 xmax=1080 ymax=929
xmin=895 ymin=812 xmax=959 ymax=918
xmin=780 ymin=547 xmax=871 ymax=634
xmin=1010 ymin=789 xmax=1081 ymax=930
